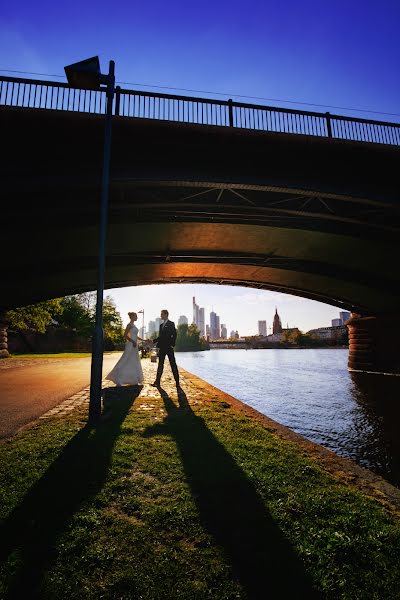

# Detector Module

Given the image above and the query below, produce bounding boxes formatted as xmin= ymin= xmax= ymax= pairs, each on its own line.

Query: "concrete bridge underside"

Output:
xmin=1 ymin=106 xmax=400 ymax=370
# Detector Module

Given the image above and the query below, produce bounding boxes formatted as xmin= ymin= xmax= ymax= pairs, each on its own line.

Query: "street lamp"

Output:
xmin=64 ymin=56 xmax=115 ymax=424
xmin=138 ymin=309 xmax=145 ymax=339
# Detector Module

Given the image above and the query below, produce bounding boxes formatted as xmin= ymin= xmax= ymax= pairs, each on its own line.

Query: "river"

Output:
xmin=175 ymin=348 xmax=400 ymax=487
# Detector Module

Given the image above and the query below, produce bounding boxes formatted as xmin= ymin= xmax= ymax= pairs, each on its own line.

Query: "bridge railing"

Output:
xmin=1 ymin=75 xmax=399 ymax=146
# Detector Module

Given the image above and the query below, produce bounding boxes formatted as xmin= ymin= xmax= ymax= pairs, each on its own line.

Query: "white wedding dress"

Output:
xmin=105 ymin=322 xmax=144 ymax=386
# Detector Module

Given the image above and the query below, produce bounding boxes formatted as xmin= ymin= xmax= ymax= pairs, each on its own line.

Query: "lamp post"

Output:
xmin=138 ymin=309 xmax=145 ymax=339
xmin=64 ymin=56 xmax=115 ymax=423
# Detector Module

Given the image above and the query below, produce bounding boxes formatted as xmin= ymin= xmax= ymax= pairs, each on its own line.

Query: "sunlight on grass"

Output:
xmin=0 ymin=381 xmax=399 ymax=599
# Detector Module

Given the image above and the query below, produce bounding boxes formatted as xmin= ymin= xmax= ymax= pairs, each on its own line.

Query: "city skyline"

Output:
xmin=107 ymin=283 xmax=346 ymax=337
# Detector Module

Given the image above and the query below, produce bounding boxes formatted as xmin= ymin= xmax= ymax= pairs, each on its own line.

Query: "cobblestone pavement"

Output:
xmin=39 ymin=359 xmax=189 ymax=419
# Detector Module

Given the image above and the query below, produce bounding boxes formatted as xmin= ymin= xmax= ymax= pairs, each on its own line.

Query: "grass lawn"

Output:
xmin=0 ymin=374 xmax=399 ymax=599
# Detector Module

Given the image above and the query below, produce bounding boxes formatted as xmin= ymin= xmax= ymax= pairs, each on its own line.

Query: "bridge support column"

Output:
xmin=0 ymin=314 xmax=10 ymax=358
xmin=347 ymin=313 xmax=400 ymax=374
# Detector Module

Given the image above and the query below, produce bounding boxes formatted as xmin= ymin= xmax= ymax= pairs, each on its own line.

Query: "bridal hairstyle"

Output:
xmin=128 ymin=312 xmax=137 ymax=319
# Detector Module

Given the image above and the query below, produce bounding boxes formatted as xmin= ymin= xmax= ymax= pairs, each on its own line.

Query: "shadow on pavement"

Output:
xmin=144 ymin=386 xmax=321 ymax=599
xmin=0 ymin=384 xmax=142 ymax=599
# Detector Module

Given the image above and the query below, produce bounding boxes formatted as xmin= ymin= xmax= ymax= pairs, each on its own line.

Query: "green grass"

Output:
xmin=0 ymin=385 xmax=399 ymax=599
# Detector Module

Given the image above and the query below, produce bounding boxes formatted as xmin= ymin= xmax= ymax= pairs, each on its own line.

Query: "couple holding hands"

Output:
xmin=106 ymin=309 xmax=180 ymax=390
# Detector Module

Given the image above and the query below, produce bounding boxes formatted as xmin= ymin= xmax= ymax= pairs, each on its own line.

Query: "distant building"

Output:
xmin=339 ymin=311 xmax=351 ymax=325
xmin=206 ymin=324 xmax=210 ymax=337
xmin=193 ymin=297 xmax=206 ymax=336
xmin=193 ymin=297 xmax=200 ymax=327
xmin=221 ymin=324 xmax=227 ymax=339
xmin=148 ymin=320 xmax=156 ymax=337
xmin=273 ymin=308 xmax=283 ymax=335
xmin=210 ymin=311 xmax=221 ymax=339
xmin=330 ymin=311 xmax=351 ymax=328
xmin=258 ymin=320 xmax=267 ymax=336
xmin=230 ymin=330 xmax=236 ymax=339
xmin=178 ymin=315 xmax=188 ymax=326
xmin=307 ymin=325 xmax=346 ymax=340
xmin=155 ymin=317 xmax=163 ymax=332
xmin=199 ymin=307 xmax=205 ymax=337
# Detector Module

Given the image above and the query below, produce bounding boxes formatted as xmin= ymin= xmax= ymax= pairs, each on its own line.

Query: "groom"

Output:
xmin=152 ymin=309 xmax=180 ymax=388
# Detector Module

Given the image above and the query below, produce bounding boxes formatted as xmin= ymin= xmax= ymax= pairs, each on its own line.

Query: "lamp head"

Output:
xmin=64 ymin=56 xmax=101 ymax=90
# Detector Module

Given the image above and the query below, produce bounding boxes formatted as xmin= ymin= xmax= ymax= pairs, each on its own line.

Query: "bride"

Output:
xmin=106 ymin=312 xmax=144 ymax=386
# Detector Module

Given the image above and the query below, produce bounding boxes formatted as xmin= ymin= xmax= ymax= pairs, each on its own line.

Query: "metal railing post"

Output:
xmin=326 ymin=112 xmax=333 ymax=138
xmin=228 ymin=99 xmax=234 ymax=127
xmin=115 ymin=85 xmax=121 ymax=116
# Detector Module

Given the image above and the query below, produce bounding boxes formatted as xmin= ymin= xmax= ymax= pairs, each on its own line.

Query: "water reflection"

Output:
xmin=349 ymin=372 xmax=400 ymax=486
xmin=176 ymin=349 xmax=400 ymax=487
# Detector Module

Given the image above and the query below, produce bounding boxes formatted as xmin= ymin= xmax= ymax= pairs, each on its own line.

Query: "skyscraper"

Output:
xmin=148 ymin=320 xmax=156 ymax=337
xmin=155 ymin=317 xmax=163 ymax=333
xmin=178 ymin=315 xmax=188 ymax=326
xmin=193 ymin=297 xmax=206 ymax=336
xmin=272 ymin=308 xmax=283 ymax=335
xmin=193 ymin=297 xmax=200 ymax=327
xmin=210 ymin=311 xmax=218 ymax=339
xmin=199 ymin=307 xmax=205 ymax=337
xmin=258 ymin=320 xmax=267 ymax=336
xmin=221 ymin=324 xmax=227 ymax=339
xmin=339 ymin=311 xmax=351 ymax=325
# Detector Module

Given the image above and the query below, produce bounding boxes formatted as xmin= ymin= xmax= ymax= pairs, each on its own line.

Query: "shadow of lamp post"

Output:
xmin=64 ymin=56 xmax=115 ymax=424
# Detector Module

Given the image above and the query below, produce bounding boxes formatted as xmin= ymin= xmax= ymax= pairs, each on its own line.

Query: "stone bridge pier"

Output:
xmin=347 ymin=314 xmax=400 ymax=374
xmin=0 ymin=315 xmax=10 ymax=359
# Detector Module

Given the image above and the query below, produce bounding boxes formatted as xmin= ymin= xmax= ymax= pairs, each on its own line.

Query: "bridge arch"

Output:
xmin=1 ymin=85 xmax=399 ymax=371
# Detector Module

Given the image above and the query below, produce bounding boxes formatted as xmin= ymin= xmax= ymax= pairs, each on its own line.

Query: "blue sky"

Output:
xmin=2 ymin=0 xmax=399 ymax=334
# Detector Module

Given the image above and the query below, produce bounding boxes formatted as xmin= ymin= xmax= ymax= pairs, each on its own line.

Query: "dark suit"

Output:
xmin=154 ymin=320 xmax=179 ymax=385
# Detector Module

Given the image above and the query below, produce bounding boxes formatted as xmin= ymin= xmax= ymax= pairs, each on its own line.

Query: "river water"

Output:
xmin=175 ymin=348 xmax=400 ymax=487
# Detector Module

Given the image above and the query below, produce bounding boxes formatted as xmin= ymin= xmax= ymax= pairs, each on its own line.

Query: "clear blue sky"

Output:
xmin=2 ymin=0 xmax=399 ymax=334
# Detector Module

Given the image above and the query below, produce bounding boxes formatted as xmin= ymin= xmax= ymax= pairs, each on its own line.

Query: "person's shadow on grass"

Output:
xmin=0 ymin=385 xmax=142 ymax=599
xmin=145 ymin=386 xmax=321 ymax=600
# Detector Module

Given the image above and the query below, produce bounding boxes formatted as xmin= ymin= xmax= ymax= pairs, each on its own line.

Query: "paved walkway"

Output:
xmin=0 ymin=354 xmax=121 ymax=438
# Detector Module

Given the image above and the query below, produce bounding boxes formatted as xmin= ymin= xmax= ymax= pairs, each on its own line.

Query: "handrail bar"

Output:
xmin=1 ymin=74 xmax=399 ymax=130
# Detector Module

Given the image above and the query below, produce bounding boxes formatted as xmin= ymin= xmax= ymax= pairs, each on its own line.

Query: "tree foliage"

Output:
xmin=175 ymin=323 xmax=209 ymax=351
xmin=5 ymin=299 xmax=63 ymax=333
xmin=57 ymin=296 xmax=93 ymax=337
xmin=6 ymin=293 xmax=124 ymax=349
xmin=102 ymin=296 xmax=124 ymax=348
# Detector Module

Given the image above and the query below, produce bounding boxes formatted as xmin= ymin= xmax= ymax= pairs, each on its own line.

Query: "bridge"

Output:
xmin=1 ymin=75 xmax=399 ymax=372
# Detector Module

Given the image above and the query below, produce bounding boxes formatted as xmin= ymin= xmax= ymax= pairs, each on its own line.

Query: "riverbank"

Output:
xmin=1 ymin=360 xmax=399 ymax=599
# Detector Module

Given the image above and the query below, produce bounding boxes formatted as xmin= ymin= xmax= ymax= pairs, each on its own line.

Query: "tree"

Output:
xmin=57 ymin=296 xmax=93 ymax=337
xmin=58 ymin=294 xmax=124 ymax=349
xmin=5 ymin=299 xmax=63 ymax=333
xmin=175 ymin=323 xmax=209 ymax=351
xmin=102 ymin=296 xmax=124 ymax=349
